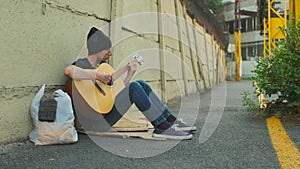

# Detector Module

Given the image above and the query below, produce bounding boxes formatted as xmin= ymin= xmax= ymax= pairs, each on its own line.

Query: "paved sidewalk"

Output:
xmin=1 ymin=80 xmax=299 ymax=169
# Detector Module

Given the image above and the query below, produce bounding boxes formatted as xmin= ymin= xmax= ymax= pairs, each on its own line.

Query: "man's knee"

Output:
xmin=136 ymin=80 xmax=148 ymax=85
xmin=136 ymin=80 xmax=152 ymax=92
xmin=129 ymin=81 xmax=142 ymax=91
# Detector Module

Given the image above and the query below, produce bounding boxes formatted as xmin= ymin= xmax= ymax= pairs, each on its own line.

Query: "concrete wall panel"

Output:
xmin=56 ymin=0 xmax=111 ymax=19
xmin=160 ymin=0 xmax=176 ymax=15
xmin=123 ymin=0 xmax=157 ymax=15
xmin=161 ymin=15 xmax=180 ymax=52
xmin=196 ymin=31 xmax=207 ymax=65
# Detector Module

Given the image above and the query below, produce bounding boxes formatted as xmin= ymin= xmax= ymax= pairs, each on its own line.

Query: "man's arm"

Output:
xmin=64 ymin=65 xmax=112 ymax=84
xmin=123 ymin=62 xmax=137 ymax=85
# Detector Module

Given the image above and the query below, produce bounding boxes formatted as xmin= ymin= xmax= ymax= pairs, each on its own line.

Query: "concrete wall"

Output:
xmin=0 ymin=0 xmax=227 ymax=144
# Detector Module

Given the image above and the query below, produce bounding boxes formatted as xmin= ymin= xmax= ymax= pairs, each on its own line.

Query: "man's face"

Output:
xmin=98 ymin=49 xmax=112 ymax=63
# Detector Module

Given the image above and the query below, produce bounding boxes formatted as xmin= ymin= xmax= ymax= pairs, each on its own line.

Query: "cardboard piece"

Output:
xmin=77 ymin=111 xmax=165 ymax=140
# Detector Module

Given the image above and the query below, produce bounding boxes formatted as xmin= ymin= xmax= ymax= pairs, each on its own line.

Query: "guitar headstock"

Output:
xmin=133 ymin=54 xmax=144 ymax=65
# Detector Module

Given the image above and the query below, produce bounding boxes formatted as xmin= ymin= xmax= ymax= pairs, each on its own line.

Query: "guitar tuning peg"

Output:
xmin=133 ymin=53 xmax=144 ymax=65
xmin=133 ymin=53 xmax=139 ymax=58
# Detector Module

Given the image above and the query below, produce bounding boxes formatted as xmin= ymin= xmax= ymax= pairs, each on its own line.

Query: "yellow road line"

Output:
xmin=267 ymin=116 xmax=300 ymax=169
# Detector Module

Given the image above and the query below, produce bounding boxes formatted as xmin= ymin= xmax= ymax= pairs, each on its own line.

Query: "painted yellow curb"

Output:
xmin=266 ymin=116 xmax=300 ymax=169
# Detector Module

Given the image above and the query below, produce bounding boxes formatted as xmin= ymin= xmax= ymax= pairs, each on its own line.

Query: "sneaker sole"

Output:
xmin=152 ymin=133 xmax=193 ymax=140
xmin=174 ymin=126 xmax=197 ymax=132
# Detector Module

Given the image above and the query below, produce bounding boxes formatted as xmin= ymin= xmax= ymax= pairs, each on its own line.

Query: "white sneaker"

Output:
xmin=152 ymin=125 xmax=193 ymax=140
xmin=173 ymin=118 xmax=197 ymax=132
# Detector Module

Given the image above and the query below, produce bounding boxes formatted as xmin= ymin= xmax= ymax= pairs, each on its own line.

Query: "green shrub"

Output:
xmin=251 ymin=19 xmax=300 ymax=114
xmin=241 ymin=91 xmax=260 ymax=112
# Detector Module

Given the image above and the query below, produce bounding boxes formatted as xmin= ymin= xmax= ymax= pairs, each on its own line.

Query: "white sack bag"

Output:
xmin=29 ymin=84 xmax=78 ymax=145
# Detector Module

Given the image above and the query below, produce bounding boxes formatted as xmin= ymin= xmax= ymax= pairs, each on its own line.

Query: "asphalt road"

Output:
xmin=1 ymin=80 xmax=299 ymax=169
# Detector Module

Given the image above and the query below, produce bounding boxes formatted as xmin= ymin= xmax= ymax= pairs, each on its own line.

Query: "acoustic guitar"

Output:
xmin=73 ymin=54 xmax=144 ymax=114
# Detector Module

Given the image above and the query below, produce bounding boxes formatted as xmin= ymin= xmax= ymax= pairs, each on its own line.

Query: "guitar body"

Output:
xmin=74 ymin=63 xmax=125 ymax=114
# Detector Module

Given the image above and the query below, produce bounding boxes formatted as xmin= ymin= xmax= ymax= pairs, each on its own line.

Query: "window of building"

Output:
xmin=228 ymin=21 xmax=235 ymax=34
xmin=248 ymin=46 xmax=254 ymax=57
xmin=247 ymin=18 xmax=253 ymax=31
xmin=257 ymin=44 xmax=264 ymax=57
xmin=242 ymin=46 xmax=247 ymax=60
xmin=241 ymin=19 xmax=246 ymax=32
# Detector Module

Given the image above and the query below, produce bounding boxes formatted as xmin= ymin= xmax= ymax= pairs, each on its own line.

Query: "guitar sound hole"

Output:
xmin=107 ymin=80 xmax=113 ymax=86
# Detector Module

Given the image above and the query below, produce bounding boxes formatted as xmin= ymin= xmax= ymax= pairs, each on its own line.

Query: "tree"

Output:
xmin=202 ymin=0 xmax=223 ymax=13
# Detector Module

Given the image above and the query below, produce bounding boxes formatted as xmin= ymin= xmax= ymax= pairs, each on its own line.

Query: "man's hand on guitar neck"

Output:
xmin=127 ymin=62 xmax=137 ymax=76
xmin=124 ymin=62 xmax=137 ymax=85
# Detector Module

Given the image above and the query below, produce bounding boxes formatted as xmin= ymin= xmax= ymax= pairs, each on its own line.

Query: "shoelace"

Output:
xmin=171 ymin=124 xmax=179 ymax=129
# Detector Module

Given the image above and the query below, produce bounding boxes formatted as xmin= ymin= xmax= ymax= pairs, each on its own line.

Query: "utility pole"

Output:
xmin=234 ymin=0 xmax=259 ymax=82
xmin=234 ymin=0 xmax=241 ymax=81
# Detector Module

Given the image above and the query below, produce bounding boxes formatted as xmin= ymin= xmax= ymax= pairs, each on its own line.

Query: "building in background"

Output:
xmin=223 ymin=0 xmax=288 ymax=78
xmin=223 ymin=0 xmax=262 ymax=79
xmin=222 ymin=0 xmax=288 ymax=79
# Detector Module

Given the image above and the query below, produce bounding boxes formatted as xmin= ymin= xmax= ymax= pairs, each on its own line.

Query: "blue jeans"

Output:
xmin=104 ymin=80 xmax=172 ymax=128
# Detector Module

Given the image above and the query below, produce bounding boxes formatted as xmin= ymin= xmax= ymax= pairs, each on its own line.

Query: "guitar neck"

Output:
xmin=111 ymin=54 xmax=144 ymax=81
xmin=112 ymin=65 xmax=128 ymax=81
